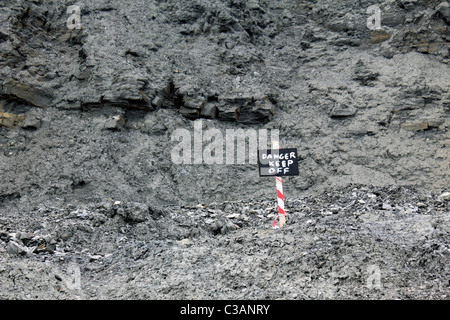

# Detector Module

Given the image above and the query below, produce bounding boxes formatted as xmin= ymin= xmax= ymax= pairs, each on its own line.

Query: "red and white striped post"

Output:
xmin=272 ymin=141 xmax=286 ymax=229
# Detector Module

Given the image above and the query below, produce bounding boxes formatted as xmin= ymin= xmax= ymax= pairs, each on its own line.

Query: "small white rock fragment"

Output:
xmin=177 ymin=238 xmax=194 ymax=246
xmin=438 ymin=192 xmax=450 ymax=201
xmin=382 ymin=203 xmax=392 ymax=210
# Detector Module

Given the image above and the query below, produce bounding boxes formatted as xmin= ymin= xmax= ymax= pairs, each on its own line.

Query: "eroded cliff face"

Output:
xmin=0 ymin=0 xmax=449 ymax=206
xmin=0 ymin=0 xmax=449 ymax=302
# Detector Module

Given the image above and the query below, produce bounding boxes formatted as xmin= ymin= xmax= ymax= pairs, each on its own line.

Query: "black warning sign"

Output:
xmin=258 ymin=148 xmax=299 ymax=177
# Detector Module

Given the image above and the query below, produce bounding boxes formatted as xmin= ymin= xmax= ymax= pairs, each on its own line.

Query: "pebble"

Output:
xmin=16 ymin=231 xmax=34 ymax=241
xmin=330 ymin=206 xmax=340 ymax=214
xmin=7 ymin=241 xmax=28 ymax=255
xmin=437 ymin=192 xmax=450 ymax=201
xmin=177 ymin=238 xmax=194 ymax=246
xmin=382 ymin=203 xmax=392 ymax=210
xmin=416 ymin=202 xmax=426 ymax=208
xmin=89 ymin=254 xmax=102 ymax=262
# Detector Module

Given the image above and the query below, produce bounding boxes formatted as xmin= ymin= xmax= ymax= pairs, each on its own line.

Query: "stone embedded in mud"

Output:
xmin=415 ymin=42 xmax=441 ymax=54
xmin=213 ymin=95 xmax=275 ymax=124
xmin=177 ymin=238 xmax=194 ymax=247
xmin=330 ymin=104 xmax=357 ymax=118
xmin=200 ymin=103 xmax=218 ymax=119
xmin=382 ymin=203 xmax=393 ymax=210
xmin=21 ymin=116 xmax=41 ymax=130
xmin=436 ymin=2 xmax=450 ymax=24
xmin=400 ymin=119 xmax=445 ymax=132
xmin=127 ymin=203 xmax=149 ymax=223
xmin=221 ymin=221 xmax=239 ymax=234
xmin=183 ymin=96 xmax=206 ymax=110
xmin=369 ymin=30 xmax=391 ymax=44
xmin=179 ymin=106 xmax=200 ymax=119
xmin=6 ymin=241 xmax=28 ymax=255
xmin=35 ymin=242 xmax=55 ymax=254
xmin=0 ymin=111 xmax=27 ymax=128
xmin=16 ymin=231 xmax=34 ymax=241
xmin=1 ymin=81 xmax=53 ymax=108
xmin=237 ymin=97 xmax=275 ymax=124
xmin=113 ymin=202 xmax=149 ymax=224
xmin=0 ymin=112 xmax=17 ymax=128
xmin=152 ymin=96 xmax=163 ymax=109
xmin=177 ymin=93 xmax=276 ymax=123
xmin=330 ymin=206 xmax=340 ymax=214
xmin=438 ymin=192 xmax=450 ymax=201
xmin=401 ymin=122 xmax=429 ymax=132
xmin=353 ymin=60 xmax=380 ymax=86
xmin=102 ymin=115 xmax=126 ymax=130
xmin=427 ymin=119 xmax=445 ymax=129
xmin=141 ymin=116 xmax=167 ymax=134
xmin=217 ymin=104 xmax=239 ymax=122
xmin=89 ymin=254 xmax=102 ymax=262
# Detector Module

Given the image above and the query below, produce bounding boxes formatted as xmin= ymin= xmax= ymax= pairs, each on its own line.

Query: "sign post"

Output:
xmin=272 ymin=141 xmax=285 ymax=228
xmin=258 ymin=142 xmax=299 ymax=229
